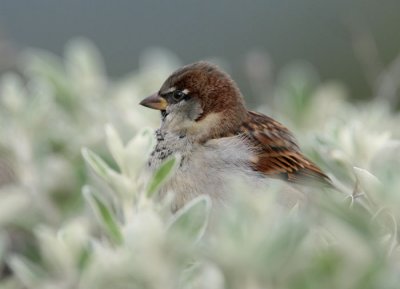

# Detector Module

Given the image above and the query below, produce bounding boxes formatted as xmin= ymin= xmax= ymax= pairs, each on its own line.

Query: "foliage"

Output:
xmin=0 ymin=39 xmax=399 ymax=289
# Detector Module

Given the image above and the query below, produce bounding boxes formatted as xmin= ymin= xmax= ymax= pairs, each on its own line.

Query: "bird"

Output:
xmin=140 ymin=61 xmax=331 ymax=211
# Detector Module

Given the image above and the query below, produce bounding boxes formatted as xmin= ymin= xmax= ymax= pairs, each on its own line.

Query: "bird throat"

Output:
xmin=148 ymin=128 xmax=191 ymax=169
xmin=161 ymin=110 xmax=168 ymax=121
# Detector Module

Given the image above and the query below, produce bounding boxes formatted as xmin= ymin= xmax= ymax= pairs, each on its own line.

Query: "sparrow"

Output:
xmin=140 ymin=61 xmax=331 ymax=210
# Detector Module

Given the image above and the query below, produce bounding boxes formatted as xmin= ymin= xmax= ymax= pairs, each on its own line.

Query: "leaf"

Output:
xmin=256 ymin=221 xmax=308 ymax=275
xmin=384 ymin=215 xmax=398 ymax=256
xmin=124 ymin=128 xmax=154 ymax=178
xmin=147 ymin=155 xmax=179 ymax=197
xmin=65 ymin=37 xmax=106 ymax=94
xmin=319 ymin=195 xmax=377 ymax=240
xmin=83 ymin=186 xmax=123 ymax=245
xmin=35 ymin=226 xmax=75 ymax=275
xmin=289 ymin=202 xmax=300 ymax=217
xmin=0 ymin=191 xmax=30 ymax=226
xmin=0 ymin=73 xmax=27 ymax=113
xmin=105 ymin=124 xmax=125 ymax=173
xmin=167 ymin=195 xmax=211 ymax=243
xmin=82 ymin=148 xmax=115 ymax=183
xmin=23 ymin=49 xmax=76 ymax=111
xmin=77 ymin=243 xmax=92 ymax=272
xmin=7 ymin=255 xmax=46 ymax=288
xmin=353 ymin=167 xmax=382 ymax=205
xmin=0 ymin=234 xmax=6 ymax=264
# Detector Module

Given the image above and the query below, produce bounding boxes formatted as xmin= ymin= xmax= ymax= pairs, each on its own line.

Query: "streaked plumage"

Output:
xmin=140 ymin=61 xmax=330 ymax=210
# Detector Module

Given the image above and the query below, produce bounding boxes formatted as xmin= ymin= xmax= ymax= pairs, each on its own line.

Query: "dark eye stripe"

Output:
xmin=173 ymin=90 xmax=185 ymax=100
xmin=167 ymin=90 xmax=189 ymax=103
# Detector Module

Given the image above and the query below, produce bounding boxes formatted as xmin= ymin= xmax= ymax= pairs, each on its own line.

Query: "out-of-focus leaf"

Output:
xmin=7 ymin=255 xmax=46 ymax=288
xmin=320 ymin=195 xmax=377 ymax=240
xmin=275 ymin=62 xmax=319 ymax=125
xmin=256 ymin=221 xmax=307 ymax=275
xmin=0 ymin=73 xmax=26 ymax=113
xmin=146 ymin=155 xmax=179 ymax=198
xmin=124 ymin=128 xmax=154 ymax=178
xmin=57 ymin=220 xmax=91 ymax=265
xmin=179 ymin=262 xmax=225 ymax=289
xmin=0 ymin=234 xmax=6 ymax=265
xmin=167 ymin=195 xmax=211 ymax=243
xmin=353 ymin=166 xmax=383 ymax=205
xmin=77 ymin=243 xmax=92 ymax=272
xmin=1 ymin=38 xmax=400 ymax=289
xmin=23 ymin=49 xmax=77 ymax=112
xmin=65 ymin=38 xmax=106 ymax=95
xmin=0 ymin=277 xmax=21 ymax=289
xmin=83 ymin=186 xmax=123 ymax=245
xmin=82 ymin=148 xmax=115 ymax=183
xmin=34 ymin=226 xmax=75 ymax=276
xmin=105 ymin=124 xmax=125 ymax=173
xmin=0 ymin=191 xmax=31 ymax=226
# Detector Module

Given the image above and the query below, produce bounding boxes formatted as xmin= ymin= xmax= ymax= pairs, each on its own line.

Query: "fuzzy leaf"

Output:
xmin=0 ymin=234 xmax=6 ymax=264
xmin=35 ymin=226 xmax=75 ymax=275
xmin=147 ymin=155 xmax=179 ymax=197
xmin=7 ymin=255 xmax=46 ymax=288
xmin=353 ymin=167 xmax=382 ymax=205
xmin=105 ymin=124 xmax=125 ymax=173
xmin=82 ymin=148 xmax=115 ymax=183
xmin=124 ymin=128 xmax=154 ymax=178
xmin=167 ymin=195 xmax=211 ymax=243
xmin=83 ymin=186 xmax=123 ymax=245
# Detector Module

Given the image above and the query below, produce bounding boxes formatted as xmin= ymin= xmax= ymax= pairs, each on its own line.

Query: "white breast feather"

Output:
xmin=149 ymin=132 xmax=260 ymax=210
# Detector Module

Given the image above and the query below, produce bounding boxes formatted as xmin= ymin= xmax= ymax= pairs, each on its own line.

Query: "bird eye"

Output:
xmin=172 ymin=90 xmax=187 ymax=102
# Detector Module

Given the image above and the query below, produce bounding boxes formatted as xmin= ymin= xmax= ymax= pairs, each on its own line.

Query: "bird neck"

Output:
xmin=195 ymin=104 xmax=248 ymax=143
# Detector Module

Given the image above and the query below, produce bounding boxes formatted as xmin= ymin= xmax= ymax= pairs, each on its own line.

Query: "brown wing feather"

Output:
xmin=239 ymin=111 xmax=331 ymax=185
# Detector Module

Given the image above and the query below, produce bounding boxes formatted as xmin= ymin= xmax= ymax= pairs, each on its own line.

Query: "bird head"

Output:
xmin=140 ymin=61 xmax=247 ymax=140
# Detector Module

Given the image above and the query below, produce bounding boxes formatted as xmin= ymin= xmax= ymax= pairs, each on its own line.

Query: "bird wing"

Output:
xmin=239 ymin=111 xmax=330 ymax=185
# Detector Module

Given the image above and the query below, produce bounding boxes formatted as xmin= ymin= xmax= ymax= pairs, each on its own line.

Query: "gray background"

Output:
xmin=0 ymin=0 xmax=399 ymax=99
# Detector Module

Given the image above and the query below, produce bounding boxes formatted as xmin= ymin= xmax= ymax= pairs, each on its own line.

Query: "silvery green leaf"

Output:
xmin=23 ymin=49 xmax=75 ymax=109
xmin=77 ymin=242 xmax=92 ymax=272
xmin=256 ymin=221 xmax=308 ymax=275
xmin=57 ymin=221 xmax=91 ymax=263
xmin=179 ymin=262 xmax=225 ymax=289
xmin=146 ymin=155 xmax=179 ymax=198
xmin=0 ymin=277 xmax=21 ymax=289
xmin=35 ymin=226 xmax=75 ymax=276
xmin=385 ymin=216 xmax=398 ymax=256
xmin=83 ymin=186 xmax=123 ymax=245
xmin=275 ymin=62 xmax=318 ymax=123
xmin=7 ymin=255 xmax=46 ymax=288
xmin=124 ymin=128 xmax=154 ymax=179
xmin=105 ymin=124 xmax=125 ymax=173
xmin=81 ymin=148 xmax=115 ymax=183
xmin=289 ymin=202 xmax=300 ymax=217
xmin=65 ymin=38 xmax=106 ymax=95
xmin=0 ymin=234 xmax=6 ymax=264
xmin=320 ymin=194 xmax=376 ymax=239
xmin=0 ymin=190 xmax=30 ymax=226
xmin=338 ymin=122 xmax=390 ymax=167
xmin=167 ymin=195 xmax=211 ymax=243
xmin=65 ymin=38 xmax=105 ymax=71
xmin=108 ymin=169 xmax=137 ymax=201
xmin=0 ymin=73 xmax=27 ymax=113
xmin=123 ymin=209 xmax=164 ymax=252
xmin=353 ymin=167 xmax=382 ymax=205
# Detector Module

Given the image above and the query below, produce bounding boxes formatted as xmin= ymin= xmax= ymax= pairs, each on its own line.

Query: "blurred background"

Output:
xmin=1 ymin=0 xmax=400 ymax=102
xmin=1 ymin=2 xmax=400 ymax=288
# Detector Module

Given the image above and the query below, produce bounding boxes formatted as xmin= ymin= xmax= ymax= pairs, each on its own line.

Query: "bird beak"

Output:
xmin=139 ymin=93 xmax=168 ymax=110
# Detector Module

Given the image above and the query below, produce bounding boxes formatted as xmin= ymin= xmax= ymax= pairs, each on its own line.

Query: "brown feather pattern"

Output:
xmin=151 ymin=61 xmax=331 ymax=186
xmin=236 ymin=111 xmax=331 ymax=185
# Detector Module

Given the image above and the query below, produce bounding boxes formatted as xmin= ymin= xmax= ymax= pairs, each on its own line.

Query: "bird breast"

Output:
xmin=148 ymin=129 xmax=258 ymax=210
